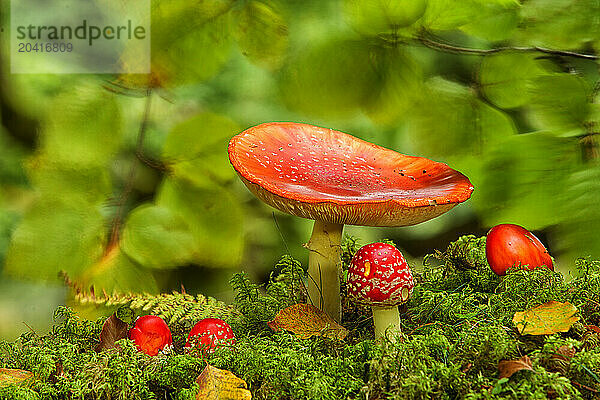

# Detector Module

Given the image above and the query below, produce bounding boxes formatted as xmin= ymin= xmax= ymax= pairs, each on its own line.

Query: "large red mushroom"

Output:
xmin=228 ymin=122 xmax=473 ymax=322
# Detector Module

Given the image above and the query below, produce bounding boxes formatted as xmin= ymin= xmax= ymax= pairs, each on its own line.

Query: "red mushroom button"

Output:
xmin=347 ymin=243 xmax=414 ymax=340
xmin=185 ymin=318 xmax=236 ymax=356
xmin=129 ymin=315 xmax=173 ymax=356
xmin=486 ymin=223 xmax=554 ymax=276
xmin=229 ymin=122 xmax=473 ymax=322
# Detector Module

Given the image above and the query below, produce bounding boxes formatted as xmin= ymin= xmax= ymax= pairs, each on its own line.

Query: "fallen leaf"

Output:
xmin=196 ymin=364 xmax=252 ymax=400
xmin=513 ymin=301 xmax=579 ymax=335
xmin=0 ymin=368 xmax=33 ymax=387
xmin=498 ymin=355 xmax=534 ymax=379
xmin=547 ymin=345 xmax=576 ymax=374
xmin=95 ymin=313 xmax=129 ymax=352
xmin=555 ymin=345 xmax=577 ymax=359
xmin=268 ymin=304 xmax=348 ymax=340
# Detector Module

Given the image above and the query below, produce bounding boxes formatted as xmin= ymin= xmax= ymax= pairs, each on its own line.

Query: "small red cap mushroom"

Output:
xmin=486 ymin=223 xmax=554 ymax=276
xmin=185 ymin=318 xmax=235 ymax=355
xmin=129 ymin=315 xmax=173 ymax=356
xmin=347 ymin=243 xmax=414 ymax=307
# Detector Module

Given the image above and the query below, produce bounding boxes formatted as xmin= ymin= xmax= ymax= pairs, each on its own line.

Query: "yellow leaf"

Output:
xmin=0 ymin=368 xmax=33 ymax=387
xmin=195 ymin=365 xmax=251 ymax=400
xmin=268 ymin=304 xmax=349 ymax=340
xmin=513 ymin=301 xmax=579 ymax=335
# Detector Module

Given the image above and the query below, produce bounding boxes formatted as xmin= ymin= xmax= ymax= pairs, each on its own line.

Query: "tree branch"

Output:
xmin=416 ymin=34 xmax=599 ymax=60
xmin=107 ymin=89 xmax=153 ymax=249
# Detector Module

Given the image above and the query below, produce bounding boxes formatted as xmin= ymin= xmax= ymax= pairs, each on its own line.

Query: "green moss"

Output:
xmin=2 ymin=236 xmax=600 ymax=399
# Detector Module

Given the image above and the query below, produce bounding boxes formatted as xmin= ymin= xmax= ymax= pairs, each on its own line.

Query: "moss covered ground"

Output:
xmin=2 ymin=235 xmax=600 ymax=399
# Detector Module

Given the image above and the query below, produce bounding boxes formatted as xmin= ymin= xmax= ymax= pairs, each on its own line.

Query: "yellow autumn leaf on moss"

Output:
xmin=0 ymin=368 xmax=33 ymax=387
xmin=268 ymin=304 xmax=349 ymax=340
xmin=513 ymin=301 xmax=579 ymax=335
xmin=196 ymin=365 xmax=251 ymax=400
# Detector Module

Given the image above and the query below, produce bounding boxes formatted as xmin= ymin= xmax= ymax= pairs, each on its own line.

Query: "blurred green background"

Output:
xmin=1 ymin=0 xmax=599 ymax=340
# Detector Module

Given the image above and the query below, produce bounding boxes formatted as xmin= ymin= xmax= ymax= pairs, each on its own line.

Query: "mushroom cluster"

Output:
xmin=129 ymin=316 xmax=234 ymax=357
xmin=229 ymin=122 xmax=473 ymax=322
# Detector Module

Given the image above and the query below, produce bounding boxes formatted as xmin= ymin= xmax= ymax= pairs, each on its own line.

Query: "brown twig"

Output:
xmin=572 ymin=380 xmax=599 ymax=393
xmin=106 ymin=89 xmax=153 ymax=249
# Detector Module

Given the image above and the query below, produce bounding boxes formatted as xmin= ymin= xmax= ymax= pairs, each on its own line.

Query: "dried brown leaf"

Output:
xmin=513 ymin=301 xmax=579 ymax=335
xmin=195 ymin=364 xmax=252 ymax=400
xmin=0 ymin=368 xmax=33 ymax=387
xmin=268 ymin=303 xmax=348 ymax=340
xmin=95 ymin=313 xmax=129 ymax=352
xmin=498 ymin=355 xmax=533 ymax=379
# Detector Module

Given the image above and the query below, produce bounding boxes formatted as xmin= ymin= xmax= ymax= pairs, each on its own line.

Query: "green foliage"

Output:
xmin=529 ymin=74 xmax=592 ymax=135
xmin=122 ymin=205 xmax=198 ymax=269
xmin=344 ymin=0 xmax=428 ymax=35
xmin=4 ymin=198 xmax=105 ymax=282
xmin=4 ymin=236 xmax=600 ymax=399
xmin=407 ymin=77 xmax=515 ymax=159
xmin=162 ymin=112 xmax=240 ymax=186
xmin=476 ymin=132 xmax=579 ymax=228
xmin=480 ymin=53 xmax=545 ymax=109
xmin=422 ymin=234 xmax=497 ymax=292
xmin=5 ymin=103 xmax=245 ymax=293
xmin=231 ymin=255 xmax=305 ymax=334
xmin=279 ymin=37 xmax=382 ymax=117
xmin=40 ymin=84 xmax=123 ymax=167
xmin=212 ymin=333 xmax=367 ymax=400
xmin=0 ymin=127 xmax=27 ymax=186
xmin=156 ymin=178 xmax=244 ymax=269
xmin=460 ymin=1 xmax=520 ymax=42
xmin=363 ymin=48 xmax=423 ymax=125
xmin=517 ymin=0 xmax=600 ymax=49
xmin=557 ymin=167 xmax=600 ymax=262
xmin=68 ymin=289 xmax=237 ymax=326
xmin=235 ymin=1 xmax=288 ymax=70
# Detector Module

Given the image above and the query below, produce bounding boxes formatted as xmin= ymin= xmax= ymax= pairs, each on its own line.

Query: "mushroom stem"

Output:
xmin=306 ymin=220 xmax=344 ymax=323
xmin=371 ymin=306 xmax=401 ymax=340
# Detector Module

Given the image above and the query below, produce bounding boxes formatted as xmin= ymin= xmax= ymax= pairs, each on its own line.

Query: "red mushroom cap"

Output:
xmin=129 ymin=315 xmax=173 ymax=356
xmin=185 ymin=318 xmax=235 ymax=355
xmin=228 ymin=122 xmax=474 ymax=227
xmin=347 ymin=243 xmax=414 ymax=307
xmin=486 ymin=224 xmax=554 ymax=276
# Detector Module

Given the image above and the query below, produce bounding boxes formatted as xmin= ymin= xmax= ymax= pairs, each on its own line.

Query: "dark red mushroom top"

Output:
xmin=228 ymin=122 xmax=474 ymax=226
xmin=185 ymin=318 xmax=235 ymax=355
xmin=486 ymin=224 xmax=554 ymax=276
xmin=347 ymin=243 xmax=414 ymax=307
xmin=129 ymin=315 xmax=173 ymax=356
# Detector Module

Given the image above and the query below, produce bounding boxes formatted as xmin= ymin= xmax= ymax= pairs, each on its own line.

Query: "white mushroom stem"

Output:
xmin=306 ymin=220 xmax=343 ymax=323
xmin=372 ymin=305 xmax=401 ymax=340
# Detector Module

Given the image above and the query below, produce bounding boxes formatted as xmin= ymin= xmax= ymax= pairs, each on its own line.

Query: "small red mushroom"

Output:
xmin=129 ymin=315 xmax=173 ymax=356
xmin=185 ymin=318 xmax=235 ymax=356
xmin=347 ymin=243 xmax=414 ymax=340
xmin=486 ymin=223 xmax=554 ymax=276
